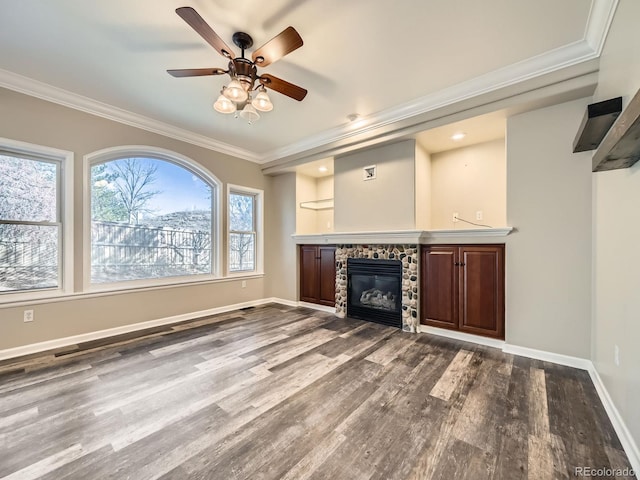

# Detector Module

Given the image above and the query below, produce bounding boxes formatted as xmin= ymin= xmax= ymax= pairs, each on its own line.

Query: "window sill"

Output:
xmin=226 ymin=270 xmax=263 ymax=278
xmin=0 ymin=273 xmax=265 ymax=308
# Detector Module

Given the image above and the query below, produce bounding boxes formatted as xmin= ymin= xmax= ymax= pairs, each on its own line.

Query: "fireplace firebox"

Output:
xmin=347 ymin=258 xmax=402 ymax=328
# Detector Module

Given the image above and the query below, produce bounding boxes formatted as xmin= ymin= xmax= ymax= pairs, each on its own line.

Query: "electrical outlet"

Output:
xmin=476 ymin=210 xmax=483 ymax=221
xmin=614 ymin=345 xmax=620 ymax=366
xmin=23 ymin=310 xmax=34 ymax=322
xmin=241 ymin=280 xmax=246 ymax=288
xmin=452 ymin=212 xmax=459 ymax=223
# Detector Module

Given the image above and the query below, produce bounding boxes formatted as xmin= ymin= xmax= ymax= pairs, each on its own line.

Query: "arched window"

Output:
xmin=85 ymin=146 xmax=220 ymax=286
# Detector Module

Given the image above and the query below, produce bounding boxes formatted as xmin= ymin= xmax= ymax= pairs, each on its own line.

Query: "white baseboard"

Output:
xmin=502 ymin=344 xmax=593 ymax=370
xmin=0 ymin=298 xmax=274 ymax=361
xmin=267 ymin=298 xmax=336 ymax=314
xmin=588 ymin=367 xmax=640 ymax=477
xmin=264 ymin=297 xmax=299 ymax=308
xmin=419 ymin=325 xmax=505 ymax=349
xmin=297 ymin=301 xmax=337 ymax=313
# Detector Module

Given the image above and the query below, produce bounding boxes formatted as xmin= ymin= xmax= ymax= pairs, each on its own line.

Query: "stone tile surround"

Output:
xmin=334 ymin=244 xmax=419 ymax=332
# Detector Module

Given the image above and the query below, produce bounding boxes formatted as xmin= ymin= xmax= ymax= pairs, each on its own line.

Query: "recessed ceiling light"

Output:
xmin=451 ymin=132 xmax=466 ymax=141
xmin=318 ymin=166 xmax=328 ymax=172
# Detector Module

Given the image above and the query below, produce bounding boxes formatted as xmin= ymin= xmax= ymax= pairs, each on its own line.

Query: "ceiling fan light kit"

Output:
xmin=213 ymin=92 xmax=237 ymax=114
xmin=239 ymin=103 xmax=260 ymax=124
xmin=252 ymin=87 xmax=274 ymax=112
xmin=169 ymin=6 xmax=307 ymax=124
xmin=223 ymin=79 xmax=249 ymax=103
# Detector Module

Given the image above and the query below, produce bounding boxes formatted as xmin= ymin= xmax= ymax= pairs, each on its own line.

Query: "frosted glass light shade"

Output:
xmin=223 ymin=79 xmax=248 ymax=102
xmin=213 ymin=94 xmax=236 ymax=114
xmin=252 ymin=89 xmax=273 ymax=112
xmin=239 ymin=103 xmax=260 ymax=124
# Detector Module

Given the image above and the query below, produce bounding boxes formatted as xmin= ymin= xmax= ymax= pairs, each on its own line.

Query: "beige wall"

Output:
xmin=0 ymin=87 xmax=269 ymax=350
xmin=590 ymin=0 xmax=640 ymax=452
xmin=415 ymin=144 xmax=431 ymax=229
xmin=430 ymin=139 xmax=506 ymax=229
xmin=506 ymin=98 xmax=592 ymax=358
xmin=334 ymin=140 xmax=416 ymax=231
xmin=265 ymin=173 xmax=297 ymax=302
xmin=0 ymin=280 xmax=266 ymax=349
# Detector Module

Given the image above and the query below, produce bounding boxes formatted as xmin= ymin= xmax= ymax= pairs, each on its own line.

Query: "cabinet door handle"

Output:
xmin=460 ymin=262 xmax=466 ymax=266
xmin=454 ymin=262 xmax=460 ymax=266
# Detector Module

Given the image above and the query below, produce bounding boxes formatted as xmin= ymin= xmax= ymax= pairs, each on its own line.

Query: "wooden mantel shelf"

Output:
xmin=593 ymin=88 xmax=640 ymax=172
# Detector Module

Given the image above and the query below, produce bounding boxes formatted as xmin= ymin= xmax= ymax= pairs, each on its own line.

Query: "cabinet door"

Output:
xmin=299 ymin=245 xmax=319 ymax=303
xmin=318 ymin=246 xmax=336 ymax=306
xmin=421 ymin=246 xmax=458 ymax=329
xmin=459 ymin=245 xmax=504 ymax=339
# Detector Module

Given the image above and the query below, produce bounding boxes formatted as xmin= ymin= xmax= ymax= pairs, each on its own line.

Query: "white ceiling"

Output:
xmin=415 ymin=111 xmax=506 ymax=154
xmin=294 ymin=157 xmax=334 ymax=178
xmin=0 ymin=1 xmax=612 ymax=163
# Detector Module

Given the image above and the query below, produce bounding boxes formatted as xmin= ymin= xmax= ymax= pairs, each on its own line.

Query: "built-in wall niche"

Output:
xmin=428 ymin=138 xmax=507 ymax=230
xmin=415 ymin=110 xmax=508 ymax=230
xmin=295 ymin=169 xmax=334 ymax=235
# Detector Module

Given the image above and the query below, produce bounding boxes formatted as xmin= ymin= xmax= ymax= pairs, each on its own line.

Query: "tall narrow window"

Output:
xmin=89 ymin=155 xmax=217 ymax=285
xmin=229 ymin=190 xmax=257 ymax=272
xmin=0 ymin=154 xmax=61 ymax=293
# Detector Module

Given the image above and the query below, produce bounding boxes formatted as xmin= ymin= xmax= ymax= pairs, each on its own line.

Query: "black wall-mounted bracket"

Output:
xmin=573 ymin=97 xmax=622 ymax=153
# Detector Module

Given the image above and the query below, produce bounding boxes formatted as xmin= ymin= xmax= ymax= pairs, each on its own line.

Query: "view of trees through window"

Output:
xmin=1 ymin=150 xmax=259 ymax=295
xmin=0 ymin=154 xmax=59 ymax=292
xmin=229 ymin=192 xmax=256 ymax=272
xmin=90 ymin=157 xmax=213 ymax=283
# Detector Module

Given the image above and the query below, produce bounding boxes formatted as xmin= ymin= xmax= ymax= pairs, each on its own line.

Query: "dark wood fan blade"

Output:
xmin=260 ymin=74 xmax=307 ymax=101
xmin=252 ymin=27 xmax=303 ymax=67
xmin=176 ymin=7 xmax=235 ymax=59
xmin=167 ymin=68 xmax=227 ymax=77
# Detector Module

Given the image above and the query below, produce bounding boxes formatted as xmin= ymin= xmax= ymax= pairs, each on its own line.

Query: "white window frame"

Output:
xmin=83 ymin=145 xmax=222 ymax=291
xmin=227 ymin=184 xmax=263 ymax=276
xmin=0 ymin=137 xmax=74 ymax=304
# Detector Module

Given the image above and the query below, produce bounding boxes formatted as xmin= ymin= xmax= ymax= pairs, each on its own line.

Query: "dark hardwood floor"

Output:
xmin=0 ymin=304 xmax=634 ymax=479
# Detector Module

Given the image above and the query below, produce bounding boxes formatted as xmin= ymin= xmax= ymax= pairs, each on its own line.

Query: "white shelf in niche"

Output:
xmin=299 ymin=198 xmax=334 ymax=210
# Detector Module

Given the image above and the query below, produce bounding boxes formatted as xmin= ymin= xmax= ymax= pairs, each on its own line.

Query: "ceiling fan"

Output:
xmin=168 ymin=7 xmax=307 ymax=123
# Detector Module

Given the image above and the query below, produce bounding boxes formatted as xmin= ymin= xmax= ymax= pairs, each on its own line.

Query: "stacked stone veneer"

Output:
xmin=335 ymin=244 xmax=419 ymax=332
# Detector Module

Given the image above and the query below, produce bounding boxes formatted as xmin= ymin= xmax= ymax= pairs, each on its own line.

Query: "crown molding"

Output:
xmin=585 ymin=0 xmax=619 ymax=56
xmin=261 ymin=41 xmax=598 ymax=165
xmin=0 ymin=68 xmax=261 ymax=163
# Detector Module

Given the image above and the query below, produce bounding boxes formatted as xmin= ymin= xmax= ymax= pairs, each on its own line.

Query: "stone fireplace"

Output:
xmin=335 ymin=244 xmax=419 ymax=332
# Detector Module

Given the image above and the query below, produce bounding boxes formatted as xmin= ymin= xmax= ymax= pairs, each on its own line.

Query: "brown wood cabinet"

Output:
xmin=299 ymin=245 xmax=336 ymax=307
xmin=421 ymin=244 xmax=504 ymax=339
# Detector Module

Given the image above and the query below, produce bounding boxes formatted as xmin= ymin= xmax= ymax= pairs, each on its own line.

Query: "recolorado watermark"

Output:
xmin=575 ymin=466 xmax=635 ymax=477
